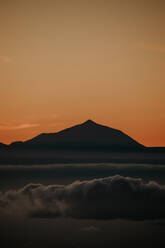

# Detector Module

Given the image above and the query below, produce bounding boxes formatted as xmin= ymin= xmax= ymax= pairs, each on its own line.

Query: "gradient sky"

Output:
xmin=0 ymin=0 xmax=165 ymax=146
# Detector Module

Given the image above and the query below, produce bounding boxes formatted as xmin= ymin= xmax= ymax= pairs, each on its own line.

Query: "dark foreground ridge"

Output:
xmin=0 ymin=120 xmax=165 ymax=165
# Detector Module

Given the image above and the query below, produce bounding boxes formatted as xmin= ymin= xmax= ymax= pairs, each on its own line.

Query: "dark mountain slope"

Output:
xmin=11 ymin=120 xmax=144 ymax=151
xmin=1 ymin=120 xmax=165 ymax=165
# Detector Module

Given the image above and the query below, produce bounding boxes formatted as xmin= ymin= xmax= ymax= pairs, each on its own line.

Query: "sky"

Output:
xmin=0 ymin=0 xmax=165 ymax=146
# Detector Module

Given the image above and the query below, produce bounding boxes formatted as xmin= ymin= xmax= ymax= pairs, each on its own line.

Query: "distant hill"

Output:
xmin=7 ymin=119 xmax=144 ymax=151
xmin=0 ymin=120 xmax=165 ymax=165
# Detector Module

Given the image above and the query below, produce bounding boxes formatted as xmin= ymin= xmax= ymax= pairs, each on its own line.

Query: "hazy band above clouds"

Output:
xmin=1 ymin=175 xmax=165 ymax=220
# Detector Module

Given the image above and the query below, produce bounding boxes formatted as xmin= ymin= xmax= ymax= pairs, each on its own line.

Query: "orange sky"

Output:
xmin=0 ymin=0 xmax=165 ymax=146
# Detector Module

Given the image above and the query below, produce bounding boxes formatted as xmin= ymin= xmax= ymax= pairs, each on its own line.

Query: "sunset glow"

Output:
xmin=0 ymin=0 xmax=165 ymax=146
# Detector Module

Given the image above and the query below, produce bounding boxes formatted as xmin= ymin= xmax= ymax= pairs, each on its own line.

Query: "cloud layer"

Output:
xmin=1 ymin=175 xmax=165 ymax=220
xmin=0 ymin=123 xmax=39 ymax=130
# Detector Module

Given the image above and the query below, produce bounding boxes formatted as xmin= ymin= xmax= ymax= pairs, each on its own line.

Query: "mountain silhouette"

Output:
xmin=0 ymin=143 xmax=7 ymax=149
xmin=8 ymin=120 xmax=144 ymax=151
xmin=0 ymin=120 xmax=165 ymax=165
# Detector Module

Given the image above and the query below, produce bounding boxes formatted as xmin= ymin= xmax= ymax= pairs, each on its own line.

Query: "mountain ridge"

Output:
xmin=0 ymin=120 xmax=165 ymax=165
xmin=4 ymin=119 xmax=144 ymax=151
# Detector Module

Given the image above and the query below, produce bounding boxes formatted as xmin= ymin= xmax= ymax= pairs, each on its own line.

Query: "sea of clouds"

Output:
xmin=1 ymin=175 xmax=165 ymax=220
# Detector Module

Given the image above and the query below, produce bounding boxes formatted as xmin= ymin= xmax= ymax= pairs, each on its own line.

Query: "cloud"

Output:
xmin=1 ymin=175 xmax=165 ymax=220
xmin=82 ymin=226 xmax=100 ymax=232
xmin=0 ymin=56 xmax=12 ymax=63
xmin=138 ymin=42 xmax=165 ymax=53
xmin=0 ymin=123 xmax=39 ymax=130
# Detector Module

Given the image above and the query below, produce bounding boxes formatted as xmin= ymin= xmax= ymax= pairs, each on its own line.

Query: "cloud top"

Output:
xmin=1 ymin=175 xmax=165 ymax=220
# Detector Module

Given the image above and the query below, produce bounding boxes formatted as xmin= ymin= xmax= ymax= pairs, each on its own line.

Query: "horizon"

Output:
xmin=0 ymin=119 xmax=163 ymax=148
xmin=0 ymin=0 xmax=165 ymax=146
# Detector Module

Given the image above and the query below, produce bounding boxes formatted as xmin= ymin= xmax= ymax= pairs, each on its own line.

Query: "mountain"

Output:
xmin=0 ymin=143 xmax=7 ymax=149
xmin=0 ymin=120 xmax=165 ymax=165
xmin=8 ymin=120 xmax=144 ymax=151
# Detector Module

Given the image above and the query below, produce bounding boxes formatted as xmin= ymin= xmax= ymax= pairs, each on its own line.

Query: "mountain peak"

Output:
xmin=5 ymin=119 xmax=145 ymax=153
xmin=82 ymin=119 xmax=97 ymax=126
